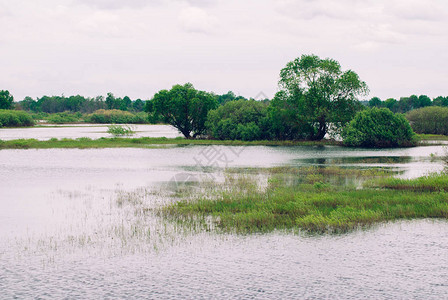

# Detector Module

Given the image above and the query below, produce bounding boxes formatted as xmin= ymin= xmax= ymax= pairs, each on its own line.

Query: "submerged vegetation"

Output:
xmin=162 ymin=167 xmax=448 ymax=234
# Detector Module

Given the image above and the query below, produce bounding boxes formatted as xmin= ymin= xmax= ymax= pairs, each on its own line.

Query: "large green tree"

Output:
xmin=206 ymin=99 xmax=270 ymax=141
xmin=0 ymin=90 xmax=14 ymax=109
xmin=147 ymin=83 xmax=217 ymax=138
xmin=275 ymin=54 xmax=368 ymax=140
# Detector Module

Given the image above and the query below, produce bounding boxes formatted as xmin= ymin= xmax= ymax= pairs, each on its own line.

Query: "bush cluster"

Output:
xmin=406 ymin=106 xmax=448 ymax=135
xmin=0 ymin=110 xmax=35 ymax=127
xmin=46 ymin=112 xmax=83 ymax=124
xmin=343 ymin=108 xmax=417 ymax=148
xmin=84 ymin=109 xmax=147 ymax=124
xmin=206 ymin=100 xmax=270 ymax=141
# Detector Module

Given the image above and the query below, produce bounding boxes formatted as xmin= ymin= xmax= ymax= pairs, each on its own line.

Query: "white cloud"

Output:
xmin=386 ymin=0 xmax=447 ymax=21
xmin=76 ymin=11 xmax=131 ymax=38
xmin=275 ymin=0 xmax=381 ymax=20
xmin=72 ymin=0 xmax=160 ymax=10
xmin=178 ymin=6 xmax=218 ymax=33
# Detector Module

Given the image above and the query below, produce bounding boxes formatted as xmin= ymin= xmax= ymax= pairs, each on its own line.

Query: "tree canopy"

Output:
xmin=206 ymin=99 xmax=270 ymax=141
xmin=0 ymin=90 xmax=14 ymax=110
xmin=276 ymin=54 xmax=368 ymax=140
xmin=147 ymin=83 xmax=217 ymax=138
xmin=406 ymin=106 xmax=448 ymax=135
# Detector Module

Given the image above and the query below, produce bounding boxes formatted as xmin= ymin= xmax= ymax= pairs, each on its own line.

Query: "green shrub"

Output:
xmin=406 ymin=106 xmax=448 ymax=135
xmin=0 ymin=110 xmax=34 ymax=127
xmin=343 ymin=108 xmax=417 ymax=148
xmin=85 ymin=109 xmax=147 ymax=124
xmin=46 ymin=112 xmax=82 ymax=124
xmin=29 ymin=112 xmax=49 ymax=120
xmin=206 ymin=100 xmax=270 ymax=141
xmin=107 ymin=124 xmax=135 ymax=136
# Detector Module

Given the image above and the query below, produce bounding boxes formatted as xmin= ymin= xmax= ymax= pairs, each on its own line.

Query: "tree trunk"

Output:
xmin=310 ymin=119 xmax=327 ymax=141
xmin=180 ymin=128 xmax=191 ymax=139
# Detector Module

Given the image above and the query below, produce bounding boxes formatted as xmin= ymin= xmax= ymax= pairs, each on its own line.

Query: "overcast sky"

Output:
xmin=1 ymin=0 xmax=447 ymax=101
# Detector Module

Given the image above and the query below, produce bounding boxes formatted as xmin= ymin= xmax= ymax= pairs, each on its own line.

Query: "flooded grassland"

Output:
xmin=0 ymin=125 xmax=447 ymax=299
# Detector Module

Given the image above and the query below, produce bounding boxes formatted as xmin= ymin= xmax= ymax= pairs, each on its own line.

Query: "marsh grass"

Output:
xmin=107 ymin=124 xmax=136 ymax=137
xmin=365 ymin=172 xmax=448 ymax=192
xmin=0 ymin=137 xmax=341 ymax=149
xmin=162 ymin=167 xmax=448 ymax=234
xmin=418 ymin=134 xmax=448 ymax=141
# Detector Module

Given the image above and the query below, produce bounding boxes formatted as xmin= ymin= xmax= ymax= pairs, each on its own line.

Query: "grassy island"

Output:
xmin=0 ymin=137 xmax=341 ymax=149
xmin=162 ymin=167 xmax=448 ymax=234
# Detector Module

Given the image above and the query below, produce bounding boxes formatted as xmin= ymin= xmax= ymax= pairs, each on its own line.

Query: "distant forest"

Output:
xmin=362 ymin=94 xmax=448 ymax=113
xmin=9 ymin=90 xmax=448 ymax=115
xmin=12 ymin=91 xmax=260 ymax=114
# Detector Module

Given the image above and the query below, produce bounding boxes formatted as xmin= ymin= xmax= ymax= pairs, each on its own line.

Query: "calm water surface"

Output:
xmin=0 ymin=127 xmax=447 ymax=299
xmin=0 ymin=124 xmax=181 ymax=140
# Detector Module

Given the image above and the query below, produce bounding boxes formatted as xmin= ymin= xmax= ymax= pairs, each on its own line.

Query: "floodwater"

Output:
xmin=0 ymin=126 xmax=447 ymax=299
xmin=0 ymin=124 xmax=182 ymax=140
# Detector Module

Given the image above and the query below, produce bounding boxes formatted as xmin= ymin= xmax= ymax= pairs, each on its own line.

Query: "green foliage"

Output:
xmin=46 ymin=112 xmax=82 ymax=124
xmin=106 ymin=93 xmax=133 ymax=110
xmin=206 ymin=99 xmax=270 ymax=141
xmin=368 ymin=94 xmax=447 ymax=113
xmin=85 ymin=109 xmax=147 ymax=124
xmin=343 ymin=108 xmax=417 ymax=148
xmin=406 ymin=106 xmax=448 ymax=135
xmin=267 ymin=90 xmax=310 ymax=140
xmin=16 ymin=94 xmax=146 ymax=114
xmin=368 ymin=97 xmax=382 ymax=108
xmin=149 ymin=83 xmax=218 ymax=138
xmin=215 ymin=91 xmax=247 ymax=105
xmin=0 ymin=110 xmax=34 ymax=127
xmin=274 ymin=54 xmax=368 ymax=140
xmin=0 ymin=90 xmax=14 ymax=109
xmin=107 ymin=124 xmax=135 ymax=137
xmin=433 ymin=96 xmax=448 ymax=107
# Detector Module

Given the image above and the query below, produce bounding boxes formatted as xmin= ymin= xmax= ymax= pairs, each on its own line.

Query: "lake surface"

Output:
xmin=0 ymin=127 xmax=447 ymax=299
xmin=0 ymin=124 xmax=182 ymax=140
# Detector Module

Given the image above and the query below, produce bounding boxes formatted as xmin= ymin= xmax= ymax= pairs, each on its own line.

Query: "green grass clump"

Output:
xmin=418 ymin=134 xmax=448 ymax=141
xmin=107 ymin=124 xmax=135 ymax=137
xmin=46 ymin=112 xmax=83 ymax=124
xmin=365 ymin=173 xmax=448 ymax=192
xmin=85 ymin=109 xmax=147 ymax=124
xmin=162 ymin=170 xmax=448 ymax=234
xmin=0 ymin=137 xmax=341 ymax=149
xmin=0 ymin=110 xmax=34 ymax=127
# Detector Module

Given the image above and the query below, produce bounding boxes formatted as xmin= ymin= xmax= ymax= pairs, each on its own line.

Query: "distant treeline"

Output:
xmin=365 ymin=95 xmax=448 ymax=113
xmin=15 ymin=93 xmax=146 ymax=114
xmin=406 ymin=106 xmax=448 ymax=135
xmin=10 ymin=91 xmax=258 ymax=114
